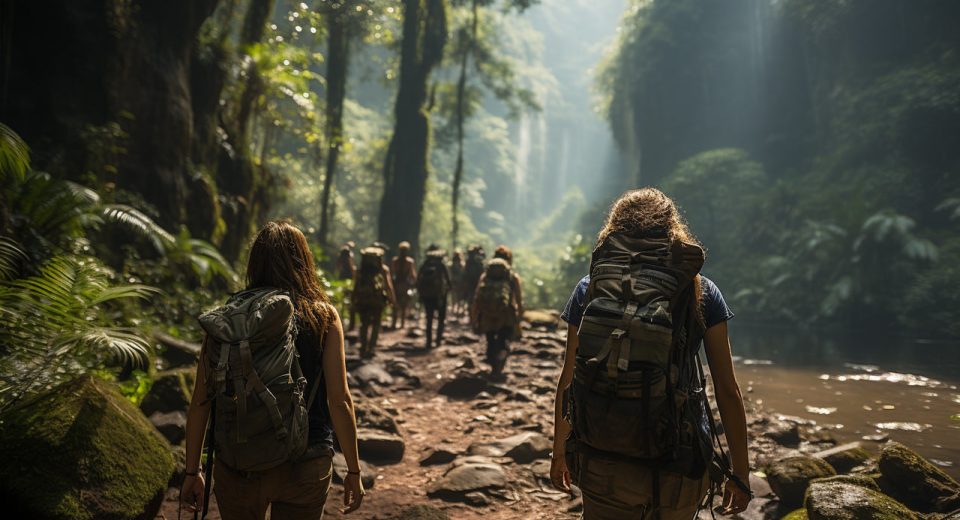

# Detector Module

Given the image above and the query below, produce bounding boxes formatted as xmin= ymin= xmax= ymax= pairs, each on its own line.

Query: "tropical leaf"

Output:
xmin=0 ymin=237 xmax=27 ymax=281
xmin=936 ymin=198 xmax=960 ymax=221
xmin=100 ymin=204 xmax=176 ymax=254
xmin=0 ymin=123 xmax=30 ymax=183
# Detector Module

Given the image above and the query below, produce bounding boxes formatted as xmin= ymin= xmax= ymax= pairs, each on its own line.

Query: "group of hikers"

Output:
xmin=179 ymin=188 xmax=752 ymax=520
xmin=333 ymin=240 xmax=523 ymax=379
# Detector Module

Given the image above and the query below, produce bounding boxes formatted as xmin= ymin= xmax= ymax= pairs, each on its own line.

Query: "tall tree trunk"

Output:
xmin=451 ymin=0 xmax=478 ymax=251
xmin=378 ymin=0 xmax=448 ymax=255
xmin=319 ymin=11 xmax=350 ymax=252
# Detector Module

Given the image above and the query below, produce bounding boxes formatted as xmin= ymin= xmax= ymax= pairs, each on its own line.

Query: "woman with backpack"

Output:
xmin=472 ymin=245 xmax=523 ymax=379
xmin=550 ymin=189 xmax=751 ymax=519
xmin=181 ymin=221 xmax=365 ymax=519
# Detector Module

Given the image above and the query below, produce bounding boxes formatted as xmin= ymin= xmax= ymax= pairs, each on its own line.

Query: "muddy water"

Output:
xmin=728 ymin=325 xmax=960 ymax=479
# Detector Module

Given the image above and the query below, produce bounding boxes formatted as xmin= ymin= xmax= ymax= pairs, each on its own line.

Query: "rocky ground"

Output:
xmin=153 ymin=312 xmax=960 ymax=520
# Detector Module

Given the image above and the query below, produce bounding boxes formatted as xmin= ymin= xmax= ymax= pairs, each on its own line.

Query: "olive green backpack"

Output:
xmin=475 ymin=258 xmax=515 ymax=332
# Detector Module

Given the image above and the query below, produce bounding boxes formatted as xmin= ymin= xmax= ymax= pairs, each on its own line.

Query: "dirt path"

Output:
xmin=161 ymin=314 xmax=581 ymax=520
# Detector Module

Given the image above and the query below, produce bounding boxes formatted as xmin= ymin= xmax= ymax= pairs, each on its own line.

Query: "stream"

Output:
xmin=729 ymin=324 xmax=960 ymax=479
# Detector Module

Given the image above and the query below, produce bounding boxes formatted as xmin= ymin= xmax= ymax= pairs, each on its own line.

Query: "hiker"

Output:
xmin=462 ymin=245 xmax=486 ymax=324
xmin=180 ymin=221 xmax=364 ymax=519
xmin=550 ymin=188 xmax=751 ymax=519
xmin=449 ymin=250 xmax=466 ymax=316
xmin=335 ymin=242 xmax=358 ymax=330
xmin=353 ymin=246 xmax=395 ymax=358
xmin=390 ymin=241 xmax=417 ymax=330
xmin=472 ymin=245 xmax=523 ymax=378
xmin=417 ymin=244 xmax=451 ymax=349
xmin=335 ymin=241 xmax=357 ymax=281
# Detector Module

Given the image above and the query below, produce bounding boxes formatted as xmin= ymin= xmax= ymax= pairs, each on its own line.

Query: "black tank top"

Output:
xmin=294 ymin=315 xmax=334 ymax=450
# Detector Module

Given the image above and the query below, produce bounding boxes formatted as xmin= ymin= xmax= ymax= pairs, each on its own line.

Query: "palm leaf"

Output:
xmin=100 ymin=204 xmax=176 ymax=253
xmin=0 ymin=123 xmax=30 ymax=183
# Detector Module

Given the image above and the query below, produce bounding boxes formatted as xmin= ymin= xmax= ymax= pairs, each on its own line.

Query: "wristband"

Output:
xmin=185 ymin=470 xmax=200 ymax=476
xmin=347 ymin=470 xmax=361 ymax=475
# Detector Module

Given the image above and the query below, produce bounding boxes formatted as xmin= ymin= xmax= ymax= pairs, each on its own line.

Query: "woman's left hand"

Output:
xmin=719 ymin=477 xmax=751 ymax=515
xmin=341 ymin=472 xmax=365 ymax=514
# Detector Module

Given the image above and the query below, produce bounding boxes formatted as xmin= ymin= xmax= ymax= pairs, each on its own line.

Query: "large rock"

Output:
xmin=427 ymin=461 xmax=508 ymax=501
xmin=805 ymin=480 xmax=919 ymax=520
xmin=357 ymin=429 xmax=405 ymax=463
xmin=523 ymin=309 xmax=560 ymax=329
xmin=468 ymin=432 xmax=551 ymax=464
xmin=149 ymin=410 xmax=187 ymax=445
xmin=813 ymin=442 xmax=873 ymax=474
xmin=878 ymin=441 xmax=960 ymax=513
xmin=0 ymin=377 xmax=175 ymax=519
xmin=139 ymin=368 xmax=194 ymax=416
xmin=354 ymin=399 xmax=399 ymax=434
xmin=766 ymin=455 xmax=836 ymax=509
xmin=420 ymin=447 xmax=459 ymax=466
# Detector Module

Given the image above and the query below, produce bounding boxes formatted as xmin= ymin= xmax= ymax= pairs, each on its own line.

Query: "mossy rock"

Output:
xmin=805 ymin=480 xmax=919 ymax=520
xmin=878 ymin=441 xmax=960 ymax=513
xmin=139 ymin=368 xmax=195 ymax=416
xmin=766 ymin=455 xmax=836 ymax=509
xmin=783 ymin=509 xmax=809 ymax=520
xmin=0 ymin=376 xmax=175 ymax=519
xmin=813 ymin=442 xmax=873 ymax=474
xmin=810 ymin=474 xmax=881 ymax=492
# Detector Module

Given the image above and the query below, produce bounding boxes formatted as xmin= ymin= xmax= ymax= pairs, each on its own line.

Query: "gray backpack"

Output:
xmin=198 ymin=288 xmax=320 ymax=472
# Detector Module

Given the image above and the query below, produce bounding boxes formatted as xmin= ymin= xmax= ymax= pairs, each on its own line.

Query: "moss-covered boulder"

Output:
xmin=878 ymin=441 xmax=960 ymax=513
xmin=813 ymin=442 xmax=873 ymax=474
xmin=139 ymin=368 xmax=195 ymax=416
xmin=805 ymin=480 xmax=919 ymax=520
xmin=783 ymin=509 xmax=809 ymax=520
xmin=766 ymin=455 xmax=836 ymax=509
xmin=810 ymin=474 xmax=881 ymax=492
xmin=0 ymin=376 xmax=175 ymax=519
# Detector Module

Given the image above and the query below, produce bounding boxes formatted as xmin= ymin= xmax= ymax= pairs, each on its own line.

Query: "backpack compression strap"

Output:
xmin=236 ymin=340 xmax=289 ymax=443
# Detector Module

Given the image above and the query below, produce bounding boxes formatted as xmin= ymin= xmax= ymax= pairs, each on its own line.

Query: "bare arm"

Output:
xmin=324 ymin=311 xmax=360 ymax=472
xmin=550 ymin=324 xmax=579 ymax=491
xmin=408 ymin=258 xmax=417 ymax=283
xmin=184 ymin=338 xmax=212 ymax=474
xmin=703 ymin=321 xmax=749 ymax=480
xmin=323 ymin=309 xmax=365 ymax=513
xmin=512 ymin=274 xmax=524 ymax=315
xmin=383 ymin=265 xmax=397 ymax=306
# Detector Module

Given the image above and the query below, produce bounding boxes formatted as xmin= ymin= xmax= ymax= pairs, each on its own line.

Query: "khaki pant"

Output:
xmin=214 ymin=451 xmax=334 ymax=520
xmin=570 ymin=453 xmax=710 ymax=520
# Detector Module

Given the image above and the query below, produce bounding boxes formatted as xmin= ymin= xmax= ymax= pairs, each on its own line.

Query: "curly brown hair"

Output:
xmin=598 ymin=188 xmax=704 ymax=320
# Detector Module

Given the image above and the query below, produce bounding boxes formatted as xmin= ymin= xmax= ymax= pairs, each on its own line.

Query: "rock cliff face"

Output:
xmin=0 ymin=0 xmax=267 ymax=256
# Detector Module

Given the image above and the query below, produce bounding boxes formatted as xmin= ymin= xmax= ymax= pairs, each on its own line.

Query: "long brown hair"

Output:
xmin=246 ymin=220 xmax=334 ymax=339
xmin=598 ymin=188 xmax=704 ymax=319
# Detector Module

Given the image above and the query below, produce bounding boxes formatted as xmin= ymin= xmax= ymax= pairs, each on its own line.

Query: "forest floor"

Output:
xmin=158 ymin=312 xmax=827 ymax=520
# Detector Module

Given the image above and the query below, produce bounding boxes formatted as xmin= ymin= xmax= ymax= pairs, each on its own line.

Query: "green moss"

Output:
xmin=783 ymin=509 xmax=809 ymax=520
xmin=811 ymin=474 xmax=880 ymax=492
xmin=0 ymin=376 xmax=174 ymax=519
xmin=805 ymin=480 xmax=919 ymax=520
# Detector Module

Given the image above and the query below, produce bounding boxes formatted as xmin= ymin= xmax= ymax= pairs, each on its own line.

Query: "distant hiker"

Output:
xmin=181 ymin=221 xmax=364 ymax=519
xmin=550 ymin=188 xmax=752 ymax=519
xmin=335 ymin=241 xmax=357 ymax=281
xmin=462 ymin=245 xmax=486 ymax=324
xmin=449 ymin=250 xmax=466 ymax=316
xmin=472 ymin=245 xmax=523 ymax=379
xmin=417 ymin=244 xmax=451 ymax=349
xmin=391 ymin=241 xmax=417 ymax=330
xmin=353 ymin=246 xmax=395 ymax=358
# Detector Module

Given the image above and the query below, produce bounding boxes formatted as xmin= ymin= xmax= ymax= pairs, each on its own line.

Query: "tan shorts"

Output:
xmin=214 ymin=450 xmax=334 ymax=520
xmin=570 ymin=453 xmax=710 ymax=520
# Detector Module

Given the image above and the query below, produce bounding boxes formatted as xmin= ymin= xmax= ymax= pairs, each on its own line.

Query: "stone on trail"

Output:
xmin=332 ymin=452 xmax=377 ymax=489
xmin=805 ymin=480 xmax=919 ymax=520
xmin=812 ymin=442 xmax=873 ymax=474
xmin=782 ymin=509 xmax=809 ymax=520
xmin=427 ymin=461 xmax=508 ymax=501
xmin=877 ymin=441 xmax=960 ymax=513
xmin=523 ymin=309 xmax=560 ymax=329
xmin=0 ymin=376 xmax=175 ymax=520
xmin=765 ymin=455 xmax=836 ymax=509
xmin=352 ymin=362 xmax=395 ymax=388
xmin=149 ymin=410 xmax=187 ymax=445
xmin=420 ymin=446 xmax=459 ymax=466
xmin=357 ymin=428 xmax=405 ymax=463
xmin=438 ymin=374 xmax=488 ymax=399
xmin=140 ymin=367 xmax=194 ymax=416
xmin=354 ymin=398 xmax=400 ymax=434
xmin=389 ymin=504 xmax=450 ymax=520
xmin=467 ymin=432 xmax=552 ymax=463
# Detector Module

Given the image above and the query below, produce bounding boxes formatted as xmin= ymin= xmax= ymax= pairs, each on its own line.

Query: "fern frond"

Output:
xmin=101 ymin=204 xmax=175 ymax=253
xmin=0 ymin=123 xmax=30 ymax=183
